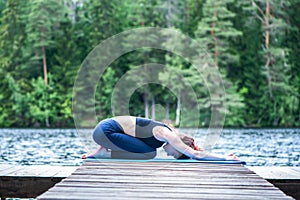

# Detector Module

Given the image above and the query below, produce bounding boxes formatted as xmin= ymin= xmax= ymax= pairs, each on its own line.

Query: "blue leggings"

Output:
xmin=92 ymin=119 xmax=156 ymax=159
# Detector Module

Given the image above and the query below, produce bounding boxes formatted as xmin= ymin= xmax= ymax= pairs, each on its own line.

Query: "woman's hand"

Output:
xmin=225 ymin=153 xmax=240 ymax=161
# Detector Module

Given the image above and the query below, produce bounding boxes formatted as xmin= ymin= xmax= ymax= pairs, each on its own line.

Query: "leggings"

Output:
xmin=92 ymin=119 xmax=156 ymax=159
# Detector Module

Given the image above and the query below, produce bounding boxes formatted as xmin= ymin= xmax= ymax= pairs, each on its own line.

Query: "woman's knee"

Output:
xmin=92 ymin=122 xmax=110 ymax=146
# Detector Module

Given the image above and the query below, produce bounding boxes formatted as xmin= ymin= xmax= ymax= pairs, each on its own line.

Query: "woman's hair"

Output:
xmin=161 ymin=119 xmax=201 ymax=159
xmin=177 ymin=135 xmax=201 ymax=159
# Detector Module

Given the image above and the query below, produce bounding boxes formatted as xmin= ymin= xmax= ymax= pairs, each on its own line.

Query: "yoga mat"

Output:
xmin=84 ymin=158 xmax=246 ymax=165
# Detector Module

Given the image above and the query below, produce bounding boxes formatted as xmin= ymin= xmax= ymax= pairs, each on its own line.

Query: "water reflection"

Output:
xmin=0 ymin=128 xmax=299 ymax=166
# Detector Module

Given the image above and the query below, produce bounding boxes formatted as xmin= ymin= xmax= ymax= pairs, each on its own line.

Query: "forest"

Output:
xmin=0 ymin=0 xmax=300 ymax=128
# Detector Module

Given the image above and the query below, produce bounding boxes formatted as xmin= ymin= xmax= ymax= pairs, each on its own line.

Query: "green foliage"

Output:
xmin=0 ymin=0 xmax=299 ymax=127
xmin=26 ymin=76 xmax=56 ymax=127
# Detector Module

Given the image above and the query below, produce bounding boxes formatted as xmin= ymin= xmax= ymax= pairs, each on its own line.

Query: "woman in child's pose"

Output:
xmin=82 ymin=116 xmax=239 ymax=161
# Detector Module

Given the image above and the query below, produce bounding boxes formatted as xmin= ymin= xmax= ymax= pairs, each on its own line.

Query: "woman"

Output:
xmin=82 ymin=116 xmax=240 ymax=161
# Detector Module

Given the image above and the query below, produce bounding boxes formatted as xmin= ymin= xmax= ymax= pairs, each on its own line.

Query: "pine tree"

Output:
xmin=196 ymin=0 xmax=242 ymax=67
xmin=179 ymin=0 xmax=205 ymax=36
xmin=249 ymin=0 xmax=298 ymax=126
xmin=0 ymin=0 xmax=6 ymax=19
xmin=286 ymin=0 xmax=300 ymax=125
xmin=229 ymin=1 xmax=266 ymax=126
xmin=83 ymin=0 xmax=125 ymax=48
xmin=194 ymin=0 xmax=245 ymax=126
xmin=49 ymin=3 xmax=83 ymax=125
xmin=25 ymin=0 xmax=65 ymax=86
xmin=0 ymin=0 xmax=27 ymax=126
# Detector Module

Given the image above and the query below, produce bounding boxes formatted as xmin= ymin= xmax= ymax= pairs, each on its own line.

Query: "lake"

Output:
xmin=0 ymin=128 xmax=299 ymax=166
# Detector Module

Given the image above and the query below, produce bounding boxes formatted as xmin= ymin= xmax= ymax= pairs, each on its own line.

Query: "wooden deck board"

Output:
xmin=0 ymin=165 xmax=77 ymax=177
xmin=53 ymin=166 xmax=81 ymax=177
xmin=0 ymin=165 xmax=15 ymax=173
xmin=5 ymin=165 xmax=54 ymax=177
xmin=37 ymin=191 xmax=290 ymax=200
xmin=290 ymin=167 xmax=300 ymax=174
xmin=37 ymin=161 xmax=294 ymax=200
xmin=248 ymin=166 xmax=300 ymax=180
xmin=0 ymin=165 xmax=28 ymax=176
xmin=45 ymin=187 xmax=288 ymax=197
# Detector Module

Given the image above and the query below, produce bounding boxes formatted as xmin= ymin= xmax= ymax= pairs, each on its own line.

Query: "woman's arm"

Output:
xmin=153 ymin=126 xmax=238 ymax=161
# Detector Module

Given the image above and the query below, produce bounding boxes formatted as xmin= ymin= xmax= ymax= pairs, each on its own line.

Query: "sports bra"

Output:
xmin=135 ymin=117 xmax=172 ymax=149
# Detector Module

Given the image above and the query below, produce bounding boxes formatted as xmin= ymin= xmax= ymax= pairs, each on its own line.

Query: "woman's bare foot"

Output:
xmin=82 ymin=146 xmax=111 ymax=159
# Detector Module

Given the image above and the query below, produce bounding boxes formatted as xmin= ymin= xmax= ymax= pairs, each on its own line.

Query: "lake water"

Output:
xmin=0 ymin=128 xmax=299 ymax=166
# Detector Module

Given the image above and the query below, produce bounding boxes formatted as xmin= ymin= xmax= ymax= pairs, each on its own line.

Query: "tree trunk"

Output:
xmin=211 ymin=1 xmax=219 ymax=63
xmin=265 ymin=0 xmax=273 ymax=99
xmin=298 ymin=97 xmax=300 ymax=123
xmin=144 ymin=93 xmax=149 ymax=118
xmin=166 ymin=0 xmax=171 ymax=28
xmin=45 ymin=116 xmax=50 ymax=127
xmin=151 ymin=96 xmax=155 ymax=120
xmin=273 ymin=100 xmax=277 ymax=126
xmin=166 ymin=99 xmax=170 ymax=120
xmin=42 ymin=46 xmax=48 ymax=86
xmin=175 ymin=92 xmax=181 ymax=127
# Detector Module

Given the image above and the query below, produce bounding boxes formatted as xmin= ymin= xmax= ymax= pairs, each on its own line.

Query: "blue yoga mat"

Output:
xmin=85 ymin=158 xmax=246 ymax=165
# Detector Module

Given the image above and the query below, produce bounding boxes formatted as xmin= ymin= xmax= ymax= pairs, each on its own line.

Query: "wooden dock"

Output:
xmin=35 ymin=160 xmax=294 ymax=200
xmin=1 ymin=162 xmax=299 ymax=200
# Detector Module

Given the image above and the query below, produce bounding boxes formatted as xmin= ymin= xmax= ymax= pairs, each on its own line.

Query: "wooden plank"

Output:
xmin=34 ymin=166 xmax=65 ymax=177
xmin=38 ymin=190 xmax=293 ymax=200
xmin=64 ymin=178 xmax=268 ymax=186
xmin=35 ymin=166 xmax=77 ymax=177
xmin=0 ymin=165 xmax=15 ymax=173
xmin=53 ymin=181 xmax=284 ymax=193
xmin=60 ymin=179 xmax=275 ymax=187
xmin=0 ymin=165 xmax=78 ymax=177
xmin=0 ymin=165 xmax=27 ymax=176
xmin=61 ymin=178 xmax=274 ymax=187
xmin=52 ymin=166 xmax=78 ymax=177
xmin=45 ymin=186 xmax=288 ymax=197
xmin=290 ymin=167 xmax=300 ymax=174
xmin=56 ymin=181 xmax=279 ymax=190
xmin=71 ymin=173 xmax=261 ymax=180
xmin=247 ymin=167 xmax=300 ymax=180
xmin=4 ymin=165 xmax=52 ymax=177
